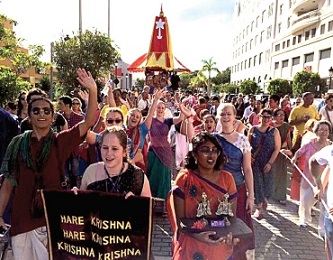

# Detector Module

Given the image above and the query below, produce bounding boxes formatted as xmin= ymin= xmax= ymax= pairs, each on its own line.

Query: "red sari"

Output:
xmin=167 ymin=169 xmax=237 ymax=260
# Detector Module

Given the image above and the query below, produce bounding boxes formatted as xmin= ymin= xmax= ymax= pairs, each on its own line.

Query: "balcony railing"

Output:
xmin=291 ymin=9 xmax=320 ymax=33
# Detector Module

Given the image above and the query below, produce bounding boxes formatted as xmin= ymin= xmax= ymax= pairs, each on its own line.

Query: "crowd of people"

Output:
xmin=0 ymin=69 xmax=333 ymax=259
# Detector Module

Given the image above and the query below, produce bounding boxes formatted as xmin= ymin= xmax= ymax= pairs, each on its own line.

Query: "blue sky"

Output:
xmin=1 ymin=0 xmax=235 ymax=73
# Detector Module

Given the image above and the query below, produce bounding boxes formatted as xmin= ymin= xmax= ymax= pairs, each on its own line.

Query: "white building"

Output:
xmin=231 ymin=0 xmax=333 ymax=92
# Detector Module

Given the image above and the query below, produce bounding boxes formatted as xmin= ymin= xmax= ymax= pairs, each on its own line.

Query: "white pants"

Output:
xmin=12 ymin=226 xmax=48 ymax=260
xmin=298 ymin=179 xmax=316 ymax=225
xmin=175 ymin=132 xmax=189 ymax=168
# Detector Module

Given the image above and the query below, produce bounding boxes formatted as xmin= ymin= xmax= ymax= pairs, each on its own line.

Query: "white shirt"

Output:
xmin=314 ymin=145 xmax=333 ymax=209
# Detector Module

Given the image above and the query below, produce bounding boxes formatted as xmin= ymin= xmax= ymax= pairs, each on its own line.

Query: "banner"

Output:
xmin=42 ymin=190 xmax=153 ymax=260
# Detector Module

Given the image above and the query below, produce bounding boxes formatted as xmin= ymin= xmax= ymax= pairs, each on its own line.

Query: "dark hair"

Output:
xmin=325 ymin=94 xmax=333 ymax=103
xmin=27 ymin=88 xmax=47 ymax=103
xmin=185 ymin=132 xmax=227 ymax=171
xmin=259 ymin=108 xmax=273 ymax=116
xmin=17 ymin=91 xmax=27 ymax=117
xmin=269 ymin=94 xmax=280 ymax=104
xmin=59 ymin=95 xmax=73 ymax=107
xmin=6 ymin=101 xmax=17 ymax=110
xmin=199 ymin=109 xmax=209 ymax=119
xmin=313 ymin=120 xmax=332 ymax=135
xmin=272 ymin=108 xmax=284 ymax=117
xmin=28 ymin=97 xmax=55 ymax=115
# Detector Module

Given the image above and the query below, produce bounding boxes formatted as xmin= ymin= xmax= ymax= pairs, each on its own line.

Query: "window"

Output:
xmin=320 ymin=48 xmax=331 ymax=60
xmin=241 ymin=62 xmax=243 ymax=70
xmin=311 ymin=28 xmax=316 ymax=37
xmin=282 ymin=41 xmax=286 ymax=49
xmin=249 ymin=58 xmax=252 ymax=68
xmin=329 ymin=21 xmax=333 ymax=32
xmin=282 ymin=60 xmax=288 ymax=68
xmin=260 ymin=31 xmax=264 ymax=43
xmin=245 ymin=42 xmax=248 ymax=52
xmin=251 ymin=21 xmax=254 ymax=32
xmin=305 ymin=53 xmax=314 ymax=62
xmin=256 ymin=16 xmax=259 ymax=28
xmin=242 ymin=45 xmax=244 ymax=54
xmin=244 ymin=60 xmax=247 ymax=69
xmin=298 ymin=34 xmax=302 ymax=43
xmin=262 ymin=10 xmax=266 ymax=23
xmin=254 ymin=56 xmax=257 ymax=66
xmin=280 ymin=4 xmax=283 ymax=15
xmin=255 ymin=35 xmax=258 ymax=45
xmin=305 ymin=31 xmax=310 ymax=40
xmin=274 ymin=62 xmax=279 ymax=69
xmin=278 ymin=23 xmax=282 ymax=33
xmin=321 ymin=24 xmax=325 ymax=34
xmin=292 ymin=36 xmax=296 ymax=45
xmin=275 ymin=44 xmax=280 ymax=52
xmin=259 ymin=52 xmax=263 ymax=64
xmin=287 ymin=17 xmax=291 ymax=28
xmin=250 ymin=39 xmax=253 ymax=50
xmin=289 ymin=0 xmax=292 ymax=8
xmin=292 ymin=57 xmax=300 ymax=66
xmin=246 ymin=25 xmax=249 ymax=35
xmin=267 ymin=26 xmax=272 ymax=39
xmin=287 ymin=39 xmax=290 ymax=47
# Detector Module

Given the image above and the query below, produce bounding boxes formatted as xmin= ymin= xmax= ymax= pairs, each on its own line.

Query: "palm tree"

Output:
xmin=201 ymin=57 xmax=220 ymax=95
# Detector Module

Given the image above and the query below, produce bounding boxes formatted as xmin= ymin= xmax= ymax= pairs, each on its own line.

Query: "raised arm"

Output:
xmin=76 ymin=68 xmax=98 ymax=137
xmin=144 ymin=89 xmax=164 ymax=129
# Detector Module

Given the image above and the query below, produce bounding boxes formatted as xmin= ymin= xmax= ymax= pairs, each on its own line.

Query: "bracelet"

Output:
xmin=267 ymin=162 xmax=272 ymax=166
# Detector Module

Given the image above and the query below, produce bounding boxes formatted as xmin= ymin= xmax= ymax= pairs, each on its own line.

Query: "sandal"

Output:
xmin=253 ymin=208 xmax=263 ymax=220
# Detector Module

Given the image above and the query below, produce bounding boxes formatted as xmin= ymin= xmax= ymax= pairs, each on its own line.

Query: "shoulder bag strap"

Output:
xmin=252 ymin=127 xmax=270 ymax=159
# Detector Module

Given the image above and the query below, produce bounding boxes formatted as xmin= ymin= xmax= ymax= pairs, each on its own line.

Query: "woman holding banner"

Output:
xmin=75 ymin=126 xmax=151 ymax=198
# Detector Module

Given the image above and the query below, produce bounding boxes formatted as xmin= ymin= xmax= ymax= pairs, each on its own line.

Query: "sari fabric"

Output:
xmin=214 ymin=134 xmax=255 ymax=257
xmin=169 ymin=169 xmax=237 ymax=260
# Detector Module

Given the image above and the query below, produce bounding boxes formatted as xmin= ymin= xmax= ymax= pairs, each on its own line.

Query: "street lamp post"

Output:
xmin=114 ymin=62 xmax=119 ymax=87
xmin=49 ymin=42 xmax=54 ymax=100
xmin=125 ymin=73 xmax=128 ymax=90
xmin=329 ymin=66 xmax=333 ymax=89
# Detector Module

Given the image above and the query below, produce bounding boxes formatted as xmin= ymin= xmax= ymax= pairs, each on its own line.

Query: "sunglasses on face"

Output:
xmin=275 ymin=113 xmax=285 ymax=117
xmin=31 ymin=107 xmax=53 ymax=116
xmin=198 ymin=147 xmax=220 ymax=156
xmin=106 ymin=118 xmax=123 ymax=124
xmin=72 ymin=102 xmax=80 ymax=105
xmin=261 ymin=115 xmax=271 ymax=119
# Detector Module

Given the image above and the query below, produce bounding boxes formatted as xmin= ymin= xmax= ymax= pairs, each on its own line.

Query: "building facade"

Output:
xmin=231 ymin=0 xmax=333 ymax=92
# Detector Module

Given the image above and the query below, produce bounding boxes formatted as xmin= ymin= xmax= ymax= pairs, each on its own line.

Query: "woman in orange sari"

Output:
xmin=167 ymin=132 xmax=239 ymax=260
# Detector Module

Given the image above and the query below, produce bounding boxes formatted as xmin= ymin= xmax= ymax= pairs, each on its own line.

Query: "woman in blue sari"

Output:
xmin=213 ymin=103 xmax=255 ymax=260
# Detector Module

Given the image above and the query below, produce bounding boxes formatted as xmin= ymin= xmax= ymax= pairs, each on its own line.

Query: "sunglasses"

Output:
xmin=31 ymin=107 xmax=53 ymax=116
xmin=275 ymin=113 xmax=285 ymax=117
xmin=106 ymin=118 xmax=123 ymax=124
xmin=72 ymin=102 xmax=80 ymax=105
xmin=261 ymin=115 xmax=271 ymax=119
xmin=198 ymin=147 xmax=220 ymax=156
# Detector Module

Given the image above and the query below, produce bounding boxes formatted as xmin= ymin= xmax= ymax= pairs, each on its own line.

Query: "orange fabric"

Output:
xmin=167 ymin=169 xmax=237 ymax=260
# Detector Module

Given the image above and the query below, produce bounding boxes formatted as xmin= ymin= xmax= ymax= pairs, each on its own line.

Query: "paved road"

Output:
xmin=152 ymin=198 xmax=326 ymax=260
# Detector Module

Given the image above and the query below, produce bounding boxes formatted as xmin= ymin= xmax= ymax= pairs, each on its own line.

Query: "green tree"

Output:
xmin=53 ymin=29 xmax=120 ymax=94
xmin=134 ymin=78 xmax=145 ymax=91
xmin=212 ymin=68 xmax=230 ymax=85
xmin=0 ymin=66 xmax=30 ymax=106
xmin=200 ymin=57 xmax=220 ymax=95
xmin=38 ymin=75 xmax=51 ymax=93
xmin=190 ymin=70 xmax=208 ymax=92
xmin=0 ymin=15 xmax=46 ymax=104
xmin=179 ymin=72 xmax=193 ymax=90
xmin=292 ymin=71 xmax=325 ymax=96
xmin=239 ymin=80 xmax=258 ymax=95
xmin=267 ymin=78 xmax=292 ymax=96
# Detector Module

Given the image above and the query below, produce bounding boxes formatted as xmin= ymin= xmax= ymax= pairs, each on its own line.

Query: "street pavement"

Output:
xmin=151 ymin=197 xmax=326 ymax=260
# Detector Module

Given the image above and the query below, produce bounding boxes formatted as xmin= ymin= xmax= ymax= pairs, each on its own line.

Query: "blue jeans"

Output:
xmin=324 ymin=212 xmax=333 ymax=258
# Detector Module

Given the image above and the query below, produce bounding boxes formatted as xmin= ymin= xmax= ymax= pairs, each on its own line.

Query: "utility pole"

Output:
xmin=79 ymin=0 xmax=82 ymax=34
xmin=49 ymin=42 xmax=54 ymax=100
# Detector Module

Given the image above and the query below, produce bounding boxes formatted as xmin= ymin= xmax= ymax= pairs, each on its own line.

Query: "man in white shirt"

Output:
xmin=310 ymin=144 xmax=333 ymax=259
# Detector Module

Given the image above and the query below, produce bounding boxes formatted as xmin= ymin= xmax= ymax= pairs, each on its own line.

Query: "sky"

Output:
xmin=1 ymin=0 xmax=235 ymax=74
